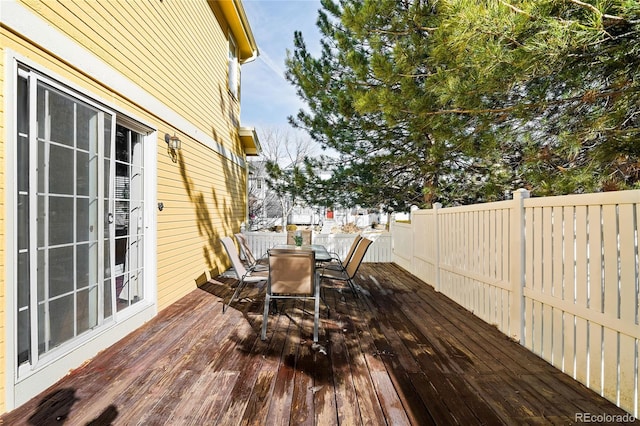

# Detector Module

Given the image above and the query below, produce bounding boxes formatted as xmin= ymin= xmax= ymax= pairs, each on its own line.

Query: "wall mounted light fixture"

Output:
xmin=165 ymin=133 xmax=181 ymax=150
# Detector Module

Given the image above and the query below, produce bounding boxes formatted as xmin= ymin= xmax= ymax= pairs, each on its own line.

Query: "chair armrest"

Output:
xmin=322 ymin=260 xmax=345 ymax=271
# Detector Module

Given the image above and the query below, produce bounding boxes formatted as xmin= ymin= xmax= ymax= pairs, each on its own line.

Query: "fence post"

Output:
xmin=510 ymin=188 xmax=529 ymax=343
xmin=408 ymin=207 xmax=418 ymax=275
xmin=433 ymin=202 xmax=442 ymax=292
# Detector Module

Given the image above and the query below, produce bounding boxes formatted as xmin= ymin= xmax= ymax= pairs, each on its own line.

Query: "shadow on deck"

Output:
xmin=1 ymin=263 xmax=635 ymax=425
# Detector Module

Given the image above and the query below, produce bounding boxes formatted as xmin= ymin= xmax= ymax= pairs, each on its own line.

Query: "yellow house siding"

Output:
xmin=156 ymin=136 xmax=247 ymax=310
xmin=18 ymin=0 xmax=242 ymax=155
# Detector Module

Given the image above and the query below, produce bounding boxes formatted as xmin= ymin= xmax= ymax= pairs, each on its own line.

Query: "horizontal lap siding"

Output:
xmin=21 ymin=0 xmax=240 ymax=154
xmin=157 ymin=142 xmax=246 ymax=310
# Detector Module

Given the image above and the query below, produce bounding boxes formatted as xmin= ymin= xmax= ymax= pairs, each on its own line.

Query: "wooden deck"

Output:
xmin=1 ymin=263 xmax=634 ymax=425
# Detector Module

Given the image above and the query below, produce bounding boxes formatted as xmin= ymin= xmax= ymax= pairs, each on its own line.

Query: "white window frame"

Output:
xmin=228 ymin=33 xmax=239 ymax=99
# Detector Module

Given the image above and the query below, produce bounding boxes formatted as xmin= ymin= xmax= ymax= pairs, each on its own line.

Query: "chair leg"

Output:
xmin=261 ymin=292 xmax=271 ymax=340
xmin=313 ymin=277 xmax=320 ymax=342
xmin=347 ymin=278 xmax=359 ymax=298
xmin=224 ymin=279 xmax=246 ymax=313
xmin=320 ymin=286 xmax=330 ymax=318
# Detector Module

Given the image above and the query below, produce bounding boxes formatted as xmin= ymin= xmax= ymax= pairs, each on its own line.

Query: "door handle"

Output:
xmin=108 ymin=213 xmax=114 ymax=224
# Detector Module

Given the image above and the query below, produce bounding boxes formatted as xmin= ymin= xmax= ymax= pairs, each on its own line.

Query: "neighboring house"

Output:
xmin=247 ymin=160 xmax=283 ymax=230
xmin=289 ymin=205 xmax=323 ymax=226
xmin=0 ymin=0 xmax=259 ymax=413
xmin=249 ymin=160 xmax=331 ymax=230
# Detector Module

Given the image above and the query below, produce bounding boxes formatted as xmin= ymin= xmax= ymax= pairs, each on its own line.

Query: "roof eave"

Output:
xmin=217 ymin=0 xmax=259 ymax=63
xmin=239 ymin=126 xmax=261 ymax=156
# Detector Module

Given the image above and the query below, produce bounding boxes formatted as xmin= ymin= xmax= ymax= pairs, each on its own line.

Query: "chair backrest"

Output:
xmin=344 ymin=238 xmax=373 ymax=279
xmin=342 ymin=235 xmax=363 ymax=264
xmin=221 ymin=236 xmax=248 ymax=278
xmin=268 ymin=249 xmax=315 ymax=295
xmin=286 ymin=229 xmax=312 ymax=245
xmin=234 ymin=233 xmax=256 ymax=266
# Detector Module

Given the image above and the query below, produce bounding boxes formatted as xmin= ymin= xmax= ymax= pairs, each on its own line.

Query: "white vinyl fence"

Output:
xmin=391 ymin=189 xmax=640 ymax=416
xmin=243 ymin=231 xmax=393 ymax=263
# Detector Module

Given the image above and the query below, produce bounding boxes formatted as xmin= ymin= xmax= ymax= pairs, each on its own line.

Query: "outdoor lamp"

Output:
xmin=165 ymin=133 xmax=181 ymax=150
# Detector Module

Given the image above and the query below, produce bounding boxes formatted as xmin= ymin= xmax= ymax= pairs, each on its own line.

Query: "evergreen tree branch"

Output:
xmin=567 ymin=0 xmax=625 ymax=22
xmin=407 ymin=87 xmax=639 ymax=117
xmin=498 ymin=1 xmax=533 ymax=18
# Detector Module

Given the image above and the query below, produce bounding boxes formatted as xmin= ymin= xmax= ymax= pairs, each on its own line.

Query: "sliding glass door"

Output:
xmin=15 ymin=67 xmax=146 ymax=375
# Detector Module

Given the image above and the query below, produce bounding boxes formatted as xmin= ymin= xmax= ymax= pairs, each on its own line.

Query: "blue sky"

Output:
xmin=240 ymin=0 xmax=323 ymax=131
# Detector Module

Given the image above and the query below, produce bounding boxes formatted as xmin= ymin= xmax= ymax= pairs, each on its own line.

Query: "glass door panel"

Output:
xmin=115 ymin=125 xmax=145 ymax=310
xmin=34 ymin=85 xmax=102 ymax=355
xmin=17 ymin=74 xmax=111 ymax=369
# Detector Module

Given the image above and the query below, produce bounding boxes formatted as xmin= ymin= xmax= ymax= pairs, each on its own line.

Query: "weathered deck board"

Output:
xmin=1 ymin=263 xmax=635 ymax=425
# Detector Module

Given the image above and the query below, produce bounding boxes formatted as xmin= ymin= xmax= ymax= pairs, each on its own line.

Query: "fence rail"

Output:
xmin=391 ymin=189 xmax=640 ymax=417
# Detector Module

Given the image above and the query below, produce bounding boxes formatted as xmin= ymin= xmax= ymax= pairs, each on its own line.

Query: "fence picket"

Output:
xmin=619 ymin=204 xmax=636 ymax=325
xmin=564 ymin=312 xmax=576 ymax=378
xmin=574 ymin=206 xmax=590 ymax=385
xmin=575 ymin=206 xmax=588 ymax=307
xmin=589 ymin=323 xmax=603 ymax=393
xmin=542 ymin=206 xmax=553 ymax=297
xmin=603 ymin=329 xmax=618 ymax=406
xmin=603 ymin=205 xmax=619 ymax=318
xmin=563 ymin=206 xmax=576 ymax=303
xmin=552 ymin=206 xmax=564 ymax=299
xmin=552 ymin=307 xmax=563 ymax=370
xmin=533 ymin=299 xmax=543 ymax=357
xmin=619 ymin=334 xmax=636 ymax=413
xmin=542 ymin=303 xmax=553 ymax=363
xmin=501 ymin=210 xmax=509 ymax=284
xmin=575 ymin=316 xmax=588 ymax=384
xmin=489 ymin=209 xmax=496 ymax=280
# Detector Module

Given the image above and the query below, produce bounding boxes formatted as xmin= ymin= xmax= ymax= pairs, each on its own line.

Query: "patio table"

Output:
xmin=271 ymin=244 xmax=332 ymax=262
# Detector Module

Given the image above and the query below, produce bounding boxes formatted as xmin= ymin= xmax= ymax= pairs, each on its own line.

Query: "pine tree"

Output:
xmin=285 ymin=0 xmax=640 ymax=208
